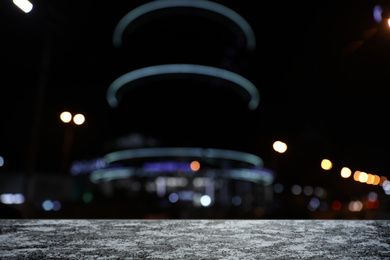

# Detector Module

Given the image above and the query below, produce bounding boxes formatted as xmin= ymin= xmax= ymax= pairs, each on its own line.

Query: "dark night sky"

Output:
xmin=1 ymin=0 xmax=390 ymax=191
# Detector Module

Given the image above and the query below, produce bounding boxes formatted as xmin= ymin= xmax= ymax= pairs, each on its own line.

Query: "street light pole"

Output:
xmin=60 ymin=124 xmax=75 ymax=175
xmin=59 ymin=112 xmax=85 ymax=175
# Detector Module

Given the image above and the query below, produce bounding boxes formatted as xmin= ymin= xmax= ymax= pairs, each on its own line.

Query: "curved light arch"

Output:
xmin=104 ymin=147 xmax=264 ymax=167
xmin=90 ymin=167 xmax=274 ymax=185
xmin=107 ymin=64 xmax=260 ymax=110
xmin=113 ymin=0 xmax=256 ymax=51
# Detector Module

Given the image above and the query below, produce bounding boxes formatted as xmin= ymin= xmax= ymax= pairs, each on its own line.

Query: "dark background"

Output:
xmin=1 ymin=0 xmax=390 ymax=218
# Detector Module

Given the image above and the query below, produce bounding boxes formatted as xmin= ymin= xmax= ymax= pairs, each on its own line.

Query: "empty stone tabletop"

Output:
xmin=1 ymin=220 xmax=389 ymax=259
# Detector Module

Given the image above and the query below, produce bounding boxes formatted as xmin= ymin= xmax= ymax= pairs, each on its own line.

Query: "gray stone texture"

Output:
xmin=1 ymin=220 xmax=390 ymax=259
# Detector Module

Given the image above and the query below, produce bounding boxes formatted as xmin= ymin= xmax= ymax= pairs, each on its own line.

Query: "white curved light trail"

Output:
xmin=113 ymin=0 xmax=256 ymax=51
xmin=104 ymin=147 xmax=263 ymax=167
xmin=90 ymin=167 xmax=273 ymax=184
xmin=107 ymin=64 xmax=259 ymax=110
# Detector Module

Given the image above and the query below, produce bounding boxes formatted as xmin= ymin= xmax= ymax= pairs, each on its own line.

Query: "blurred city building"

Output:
xmin=1 ymin=1 xmax=390 ymax=220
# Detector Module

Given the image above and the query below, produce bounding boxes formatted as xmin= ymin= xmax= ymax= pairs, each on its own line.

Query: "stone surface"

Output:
xmin=1 ymin=220 xmax=390 ymax=259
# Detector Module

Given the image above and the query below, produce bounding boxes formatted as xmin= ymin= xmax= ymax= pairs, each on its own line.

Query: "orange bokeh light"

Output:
xmin=373 ymin=175 xmax=380 ymax=185
xmin=380 ymin=176 xmax=388 ymax=186
xmin=190 ymin=161 xmax=200 ymax=172
xmin=366 ymin=174 xmax=375 ymax=185
xmin=353 ymin=171 xmax=361 ymax=181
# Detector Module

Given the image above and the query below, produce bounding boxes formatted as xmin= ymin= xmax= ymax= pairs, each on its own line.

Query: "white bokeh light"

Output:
xmin=200 ymin=195 xmax=211 ymax=207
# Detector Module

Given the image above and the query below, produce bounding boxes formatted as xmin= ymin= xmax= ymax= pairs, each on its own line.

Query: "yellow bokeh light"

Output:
xmin=190 ymin=161 xmax=200 ymax=172
xmin=73 ymin=114 xmax=85 ymax=125
xmin=273 ymin=141 xmax=287 ymax=153
xmin=366 ymin=174 xmax=375 ymax=185
xmin=373 ymin=175 xmax=380 ymax=186
xmin=60 ymin=111 xmax=72 ymax=123
xmin=321 ymin=159 xmax=332 ymax=170
xmin=340 ymin=167 xmax=352 ymax=178
xmin=353 ymin=171 xmax=361 ymax=181
xmin=388 ymin=18 xmax=390 ymax=27
xmin=359 ymin=172 xmax=368 ymax=183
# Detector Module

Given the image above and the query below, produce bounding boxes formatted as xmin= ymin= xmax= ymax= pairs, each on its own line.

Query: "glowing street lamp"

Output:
xmin=273 ymin=141 xmax=287 ymax=153
xmin=321 ymin=159 xmax=332 ymax=170
xmin=60 ymin=111 xmax=72 ymax=123
xmin=358 ymin=172 xmax=368 ymax=183
xmin=60 ymin=112 xmax=85 ymax=125
xmin=73 ymin=114 xmax=85 ymax=125
xmin=13 ymin=0 xmax=33 ymax=13
xmin=59 ymin=111 xmax=85 ymax=174
xmin=340 ymin=167 xmax=352 ymax=178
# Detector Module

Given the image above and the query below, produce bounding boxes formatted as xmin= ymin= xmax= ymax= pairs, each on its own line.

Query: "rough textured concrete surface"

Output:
xmin=0 ymin=220 xmax=390 ymax=259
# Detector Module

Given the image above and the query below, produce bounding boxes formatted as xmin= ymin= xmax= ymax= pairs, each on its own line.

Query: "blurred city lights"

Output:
xmin=373 ymin=5 xmax=383 ymax=23
xmin=104 ymin=147 xmax=263 ymax=167
xmin=144 ymin=161 xmax=191 ymax=173
xmin=155 ymin=177 xmax=166 ymax=197
xmin=291 ymin=185 xmax=302 ymax=195
xmin=367 ymin=192 xmax=378 ymax=202
xmin=0 ymin=193 xmax=25 ymax=204
xmin=332 ymin=200 xmax=342 ymax=211
xmin=366 ymin=174 xmax=375 ymax=185
xmin=82 ymin=192 xmax=93 ymax=203
xmin=340 ymin=167 xmax=351 ymax=178
xmin=190 ymin=161 xmax=200 ymax=172
xmin=308 ymin=197 xmax=320 ymax=211
xmin=348 ymin=201 xmax=363 ymax=212
xmin=380 ymin=176 xmax=387 ymax=186
xmin=366 ymin=193 xmax=380 ymax=209
xmin=71 ymin=158 xmax=106 ymax=176
xmin=145 ymin=182 xmax=156 ymax=193
xmin=273 ymin=183 xmax=284 ymax=193
xmin=353 ymin=171 xmax=361 ymax=181
xmin=168 ymin=193 xmax=179 ymax=203
xmin=273 ymin=141 xmax=287 ymax=153
xmin=373 ymin=175 xmax=380 ymax=186
xmin=107 ymin=64 xmax=260 ymax=110
xmin=112 ymin=0 xmax=256 ymax=51
xmin=0 ymin=156 xmax=4 ymax=167
xmin=321 ymin=159 xmax=332 ymax=170
xmin=60 ymin=111 xmax=72 ymax=123
xmin=319 ymin=201 xmax=328 ymax=211
xmin=350 ymin=170 xmax=384 ymax=186
xmin=42 ymin=200 xmax=53 ymax=211
xmin=13 ymin=0 xmax=33 ymax=13
xmin=366 ymin=200 xmax=379 ymax=209
xmin=0 ymin=194 xmax=13 ymax=205
xmin=200 ymin=195 xmax=211 ymax=207
xmin=52 ymin=201 xmax=61 ymax=211
xmin=314 ymin=187 xmax=327 ymax=199
xmin=232 ymin=196 xmax=242 ymax=206
xmin=303 ymin=186 xmax=313 ymax=196
xmin=193 ymin=178 xmax=206 ymax=188
xmin=358 ymin=172 xmax=368 ymax=183
xmin=42 ymin=200 xmax=61 ymax=211
xmin=382 ymin=180 xmax=390 ymax=195
xmin=388 ymin=18 xmax=390 ymax=28
xmin=179 ymin=191 xmax=194 ymax=201
xmin=73 ymin=114 xmax=85 ymax=125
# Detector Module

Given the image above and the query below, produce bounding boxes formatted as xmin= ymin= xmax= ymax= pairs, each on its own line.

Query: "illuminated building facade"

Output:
xmin=73 ymin=0 xmax=274 ymax=218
